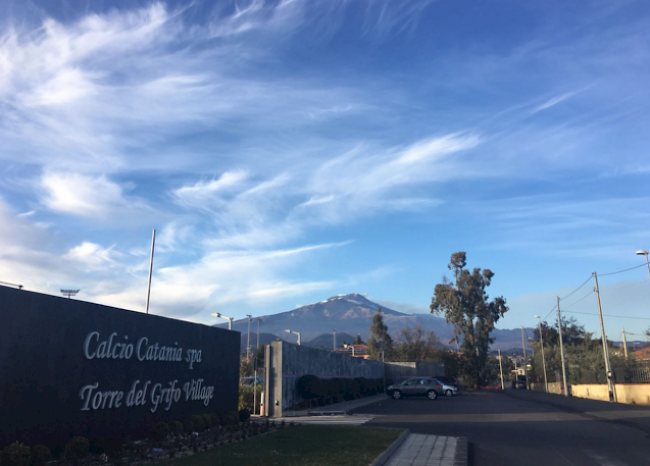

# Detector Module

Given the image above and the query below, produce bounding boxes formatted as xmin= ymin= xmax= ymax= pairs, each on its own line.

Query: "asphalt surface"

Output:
xmin=353 ymin=391 xmax=650 ymax=466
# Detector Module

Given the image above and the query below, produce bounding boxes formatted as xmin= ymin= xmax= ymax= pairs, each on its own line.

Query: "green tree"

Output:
xmin=430 ymin=252 xmax=509 ymax=387
xmin=393 ymin=324 xmax=440 ymax=361
xmin=353 ymin=334 xmax=365 ymax=345
xmin=368 ymin=307 xmax=393 ymax=360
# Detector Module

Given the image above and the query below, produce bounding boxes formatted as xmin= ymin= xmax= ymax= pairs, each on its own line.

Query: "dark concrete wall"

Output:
xmin=0 ymin=286 xmax=240 ymax=449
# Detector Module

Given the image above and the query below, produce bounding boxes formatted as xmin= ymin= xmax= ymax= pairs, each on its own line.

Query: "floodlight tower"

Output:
xmin=61 ymin=289 xmax=80 ymax=299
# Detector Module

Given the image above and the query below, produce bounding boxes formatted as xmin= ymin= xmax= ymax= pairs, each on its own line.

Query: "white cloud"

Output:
xmin=41 ymin=172 xmax=130 ymax=217
xmin=64 ymin=242 xmax=120 ymax=271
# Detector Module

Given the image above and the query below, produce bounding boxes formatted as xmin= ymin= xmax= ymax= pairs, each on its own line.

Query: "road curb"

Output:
xmin=369 ymin=429 xmax=410 ymax=466
xmin=454 ymin=437 xmax=469 ymax=466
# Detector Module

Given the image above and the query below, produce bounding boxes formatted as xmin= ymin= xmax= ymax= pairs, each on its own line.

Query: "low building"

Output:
xmin=333 ymin=344 xmax=369 ymax=359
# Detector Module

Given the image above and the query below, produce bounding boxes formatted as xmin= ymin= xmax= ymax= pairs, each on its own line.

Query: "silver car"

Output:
xmin=440 ymin=382 xmax=458 ymax=397
xmin=386 ymin=377 xmax=444 ymax=400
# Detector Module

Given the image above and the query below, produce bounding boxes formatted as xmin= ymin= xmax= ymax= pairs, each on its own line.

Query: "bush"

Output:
xmin=191 ymin=415 xmax=206 ymax=432
xmin=65 ymin=437 xmax=89 ymax=465
xmin=201 ymin=413 xmax=212 ymax=429
xmin=239 ymin=409 xmax=251 ymax=422
xmin=151 ymin=422 xmax=170 ymax=442
xmin=210 ymin=412 xmax=223 ymax=427
xmin=170 ymin=421 xmax=184 ymax=435
xmin=1 ymin=442 xmax=31 ymax=466
xmin=30 ymin=445 xmax=51 ymax=466
xmin=225 ymin=411 xmax=240 ymax=426
xmin=183 ymin=418 xmax=195 ymax=433
xmin=295 ymin=375 xmax=323 ymax=400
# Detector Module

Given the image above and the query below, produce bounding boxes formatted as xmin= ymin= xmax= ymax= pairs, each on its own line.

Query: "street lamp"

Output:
xmin=285 ymin=329 xmax=301 ymax=346
xmin=211 ymin=312 xmax=234 ymax=330
xmin=636 ymin=250 xmax=650 ymax=283
xmin=246 ymin=314 xmax=252 ymax=360
xmin=535 ymin=315 xmax=549 ymax=393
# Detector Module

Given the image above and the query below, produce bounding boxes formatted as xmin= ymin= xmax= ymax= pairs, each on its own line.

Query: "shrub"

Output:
xmin=183 ymin=418 xmax=195 ymax=433
xmin=65 ymin=437 xmax=89 ymax=465
xmin=171 ymin=421 xmax=184 ymax=435
xmin=225 ymin=411 xmax=240 ymax=426
xmin=191 ymin=415 xmax=205 ymax=431
xmin=239 ymin=409 xmax=251 ymax=422
xmin=30 ymin=445 xmax=51 ymax=466
xmin=1 ymin=442 xmax=31 ymax=466
xmin=151 ymin=422 xmax=170 ymax=442
xmin=295 ymin=375 xmax=323 ymax=400
xmin=210 ymin=412 xmax=223 ymax=426
xmin=201 ymin=413 xmax=212 ymax=429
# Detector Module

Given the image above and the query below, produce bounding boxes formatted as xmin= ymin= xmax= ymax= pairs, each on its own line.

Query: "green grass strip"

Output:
xmin=160 ymin=425 xmax=402 ymax=466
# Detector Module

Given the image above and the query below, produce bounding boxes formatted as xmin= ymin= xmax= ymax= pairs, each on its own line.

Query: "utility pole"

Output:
xmin=557 ymin=297 xmax=569 ymax=396
xmin=254 ymin=318 xmax=261 ymax=416
xmin=535 ymin=315 xmax=549 ymax=393
xmin=145 ymin=229 xmax=156 ymax=314
xmin=498 ymin=349 xmax=505 ymax=390
xmin=622 ymin=328 xmax=629 ymax=361
xmin=333 ymin=329 xmax=337 ymax=351
xmin=246 ymin=314 xmax=252 ymax=360
xmin=521 ymin=327 xmax=529 ymax=390
xmin=594 ymin=272 xmax=616 ymax=402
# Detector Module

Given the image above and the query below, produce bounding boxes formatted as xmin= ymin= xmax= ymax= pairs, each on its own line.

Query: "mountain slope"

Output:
xmin=217 ymin=293 xmax=533 ymax=351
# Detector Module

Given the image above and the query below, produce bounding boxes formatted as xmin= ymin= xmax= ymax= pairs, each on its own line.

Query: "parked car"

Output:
xmin=436 ymin=376 xmax=460 ymax=394
xmin=482 ymin=381 xmax=502 ymax=390
xmin=240 ymin=376 xmax=264 ymax=386
xmin=440 ymin=381 xmax=458 ymax=397
xmin=386 ymin=377 xmax=445 ymax=400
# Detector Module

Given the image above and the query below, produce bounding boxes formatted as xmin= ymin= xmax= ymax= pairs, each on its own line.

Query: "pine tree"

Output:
xmin=367 ymin=307 xmax=393 ymax=360
xmin=353 ymin=334 xmax=365 ymax=345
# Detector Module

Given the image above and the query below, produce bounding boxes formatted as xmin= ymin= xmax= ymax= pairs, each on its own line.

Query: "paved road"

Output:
xmin=353 ymin=391 xmax=650 ymax=466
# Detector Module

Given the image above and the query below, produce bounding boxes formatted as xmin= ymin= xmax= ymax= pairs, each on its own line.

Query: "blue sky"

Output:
xmin=1 ymin=0 xmax=649 ymax=341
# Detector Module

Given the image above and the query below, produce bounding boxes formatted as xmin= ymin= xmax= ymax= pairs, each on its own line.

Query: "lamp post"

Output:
xmin=246 ymin=314 xmax=252 ymax=360
xmin=211 ymin=312 xmax=234 ymax=330
xmin=333 ymin=329 xmax=337 ymax=351
xmin=535 ymin=315 xmax=549 ymax=393
xmin=285 ymin=329 xmax=301 ymax=346
xmin=637 ymin=250 xmax=650 ymax=283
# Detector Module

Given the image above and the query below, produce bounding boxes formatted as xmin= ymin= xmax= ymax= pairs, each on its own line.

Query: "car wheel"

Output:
xmin=392 ymin=390 xmax=402 ymax=400
xmin=445 ymin=389 xmax=453 ymax=397
xmin=427 ymin=390 xmax=438 ymax=400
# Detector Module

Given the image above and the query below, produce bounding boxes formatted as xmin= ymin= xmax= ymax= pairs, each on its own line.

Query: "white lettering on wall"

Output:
xmin=80 ymin=331 xmax=214 ymax=412
xmin=79 ymin=379 xmax=212 ymax=412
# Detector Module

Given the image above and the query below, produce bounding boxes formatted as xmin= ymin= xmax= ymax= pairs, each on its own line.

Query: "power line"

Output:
xmin=599 ymin=263 xmax=647 ymax=277
xmin=560 ymin=275 xmax=593 ymax=301
xmin=542 ymin=304 xmax=557 ymax=322
xmin=563 ymin=310 xmax=650 ymax=321
xmin=562 ymin=290 xmax=595 ymax=310
xmin=602 ymin=279 xmax=649 ymax=291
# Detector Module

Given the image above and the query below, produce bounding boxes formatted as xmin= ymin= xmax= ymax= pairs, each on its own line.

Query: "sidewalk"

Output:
xmin=373 ymin=431 xmax=468 ymax=466
xmin=283 ymin=393 xmax=389 ymax=417
xmin=504 ymin=388 xmax=650 ymax=434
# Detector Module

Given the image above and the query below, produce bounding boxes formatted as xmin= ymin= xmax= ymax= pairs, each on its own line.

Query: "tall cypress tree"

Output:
xmin=368 ymin=306 xmax=393 ymax=360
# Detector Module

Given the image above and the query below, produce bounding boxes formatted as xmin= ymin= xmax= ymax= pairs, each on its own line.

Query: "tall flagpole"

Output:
xmin=145 ymin=229 xmax=156 ymax=314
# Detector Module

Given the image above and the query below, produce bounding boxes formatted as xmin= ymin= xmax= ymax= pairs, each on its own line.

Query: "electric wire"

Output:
xmin=599 ymin=263 xmax=647 ymax=277
xmin=562 ymin=310 xmax=650 ymax=321
xmin=561 ymin=290 xmax=595 ymax=310
xmin=559 ymin=275 xmax=594 ymax=301
xmin=542 ymin=304 xmax=557 ymax=322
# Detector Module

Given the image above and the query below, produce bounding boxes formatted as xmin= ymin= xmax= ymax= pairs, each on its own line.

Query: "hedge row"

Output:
xmin=0 ymin=410 xmax=246 ymax=466
xmin=295 ymin=375 xmax=389 ymax=404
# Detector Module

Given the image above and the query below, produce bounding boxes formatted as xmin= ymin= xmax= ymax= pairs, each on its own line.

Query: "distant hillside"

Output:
xmin=306 ymin=332 xmax=356 ymax=350
xmin=238 ymin=332 xmax=280 ymax=354
xmin=216 ymin=293 xmax=534 ymax=351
